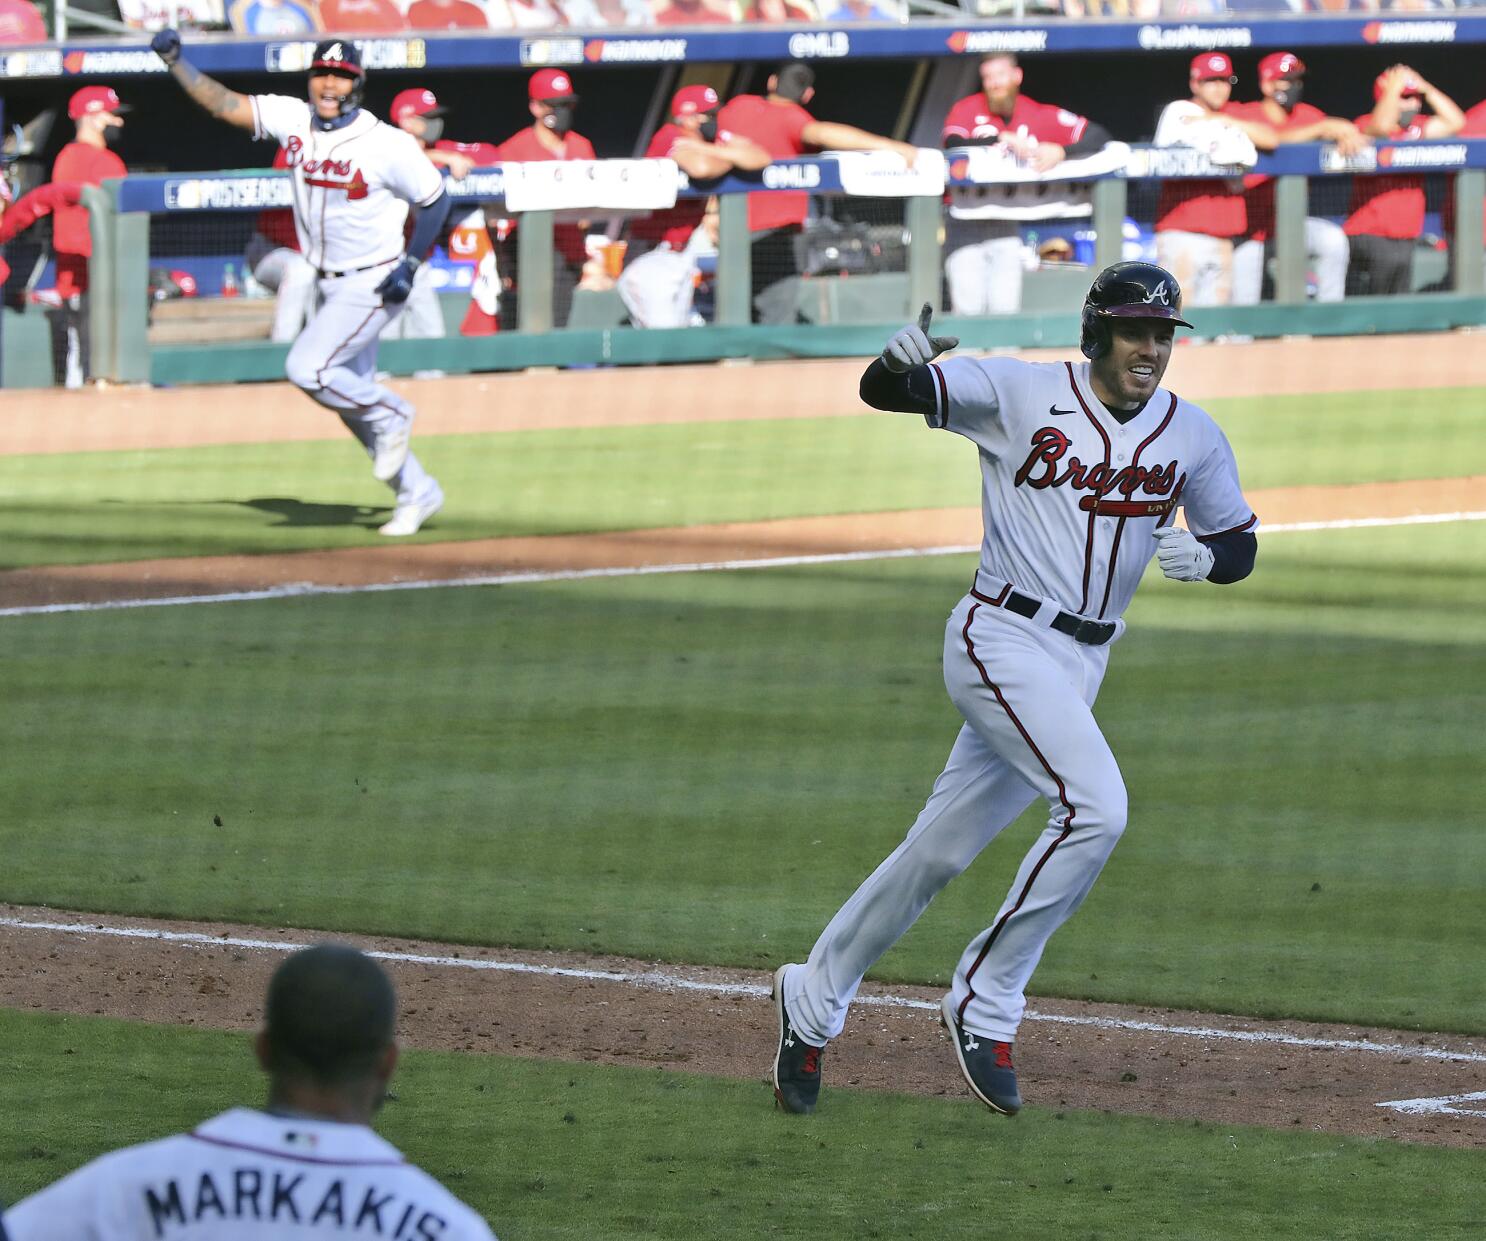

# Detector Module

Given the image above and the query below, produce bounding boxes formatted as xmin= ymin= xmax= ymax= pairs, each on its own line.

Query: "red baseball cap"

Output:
xmin=68 ymin=86 xmax=130 ymax=120
xmin=1374 ymin=69 xmax=1423 ymax=101
xmin=671 ymin=84 xmax=720 ymax=118
xmin=390 ymin=88 xmax=445 ymax=124
xmin=1258 ymin=51 xmax=1305 ymax=82
xmin=529 ymin=69 xmax=577 ymax=103
xmin=1190 ymin=52 xmax=1236 ymax=83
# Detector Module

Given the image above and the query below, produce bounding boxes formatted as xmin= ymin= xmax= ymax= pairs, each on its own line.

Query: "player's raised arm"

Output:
xmin=151 ymin=29 xmax=255 ymax=131
xmin=859 ymin=303 xmax=958 ymax=417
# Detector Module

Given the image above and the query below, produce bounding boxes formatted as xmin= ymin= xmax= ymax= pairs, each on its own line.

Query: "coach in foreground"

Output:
xmin=772 ymin=263 xmax=1259 ymax=1117
xmin=150 ymin=31 xmax=453 ymax=538
xmin=3 ymin=944 xmax=497 ymax=1239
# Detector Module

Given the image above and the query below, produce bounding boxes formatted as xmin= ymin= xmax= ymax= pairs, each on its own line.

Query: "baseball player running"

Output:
xmin=2 ymin=944 xmax=496 ymax=1239
xmin=772 ymin=263 xmax=1258 ymax=1116
xmin=151 ymin=31 xmax=453 ymax=537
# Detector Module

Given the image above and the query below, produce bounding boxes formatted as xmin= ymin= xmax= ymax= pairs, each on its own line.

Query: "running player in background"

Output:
xmin=151 ymin=31 xmax=452 ymax=537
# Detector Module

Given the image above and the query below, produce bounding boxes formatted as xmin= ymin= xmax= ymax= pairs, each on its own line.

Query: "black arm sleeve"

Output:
xmin=1064 ymin=120 xmax=1113 ymax=158
xmin=406 ymin=189 xmax=453 ymax=262
xmin=860 ymin=357 xmax=938 ymax=419
xmin=1201 ymin=529 xmax=1257 ymax=584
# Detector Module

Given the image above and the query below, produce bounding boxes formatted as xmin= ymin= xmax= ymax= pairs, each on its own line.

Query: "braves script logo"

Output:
xmin=284 ymin=136 xmax=370 ymax=199
xmin=1015 ymin=427 xmax=1179 ymax=511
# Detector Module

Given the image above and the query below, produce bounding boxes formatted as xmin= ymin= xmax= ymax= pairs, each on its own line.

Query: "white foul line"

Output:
xmin=4 ymin=915 xmax=1485 ymax=1070
xmin=2 ymin=510 xmax=1483 ymax=621
xmin=1375 ymin=1091 xmax=1486 ymax=1118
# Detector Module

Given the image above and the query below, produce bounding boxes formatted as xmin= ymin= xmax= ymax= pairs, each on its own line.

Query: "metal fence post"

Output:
xmin=717 ymin=191 xmax=751 ymax=327
xmin=517 ymin=208 xmax=554 ymax=334
xmin=1273 ymin=174 xmax=1308 ymax=304
xmin=84 ymin=182 xmax=117 ymax=382
xmin=1092 ymin=177 xmax=1125 ymax=272
xmin=1453 ymin=169 xmax=1485 ymax=294
xmin=906 ymin=192 xmax=941 ymax=315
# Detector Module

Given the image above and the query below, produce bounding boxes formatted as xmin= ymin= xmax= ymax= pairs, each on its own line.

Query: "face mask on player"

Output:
xmin=1270 ymin=81 xmax=1302 ymax=110
xmin=698 ymin=115 xmax=719 ymax=143
xmin=102 ymin=123 xmax=122 ymax=146
xmin=543 ymin=104 xmax=574 ymax=136
xmin=1397 ymin=102 xmax=1422 ymax=129
xmin=419 ymin=116 xmax=445 ymax=144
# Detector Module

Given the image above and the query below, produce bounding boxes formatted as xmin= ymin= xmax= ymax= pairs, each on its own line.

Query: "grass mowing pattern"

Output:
xmin=3 ymin=386 xmax=1484 ymax=568
xmin=3 ymin=1009 xmax=1482 ymax=1240
xmin=4 ymin=522 xmax=1483 ymax=1034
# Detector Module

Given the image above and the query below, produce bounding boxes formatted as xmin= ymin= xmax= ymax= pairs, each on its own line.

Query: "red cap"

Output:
xmin=671 ymin=84 xmax=720 ymax=118
xmin=68 ymin=86 xmax=128 ymax=120
xmin=171 ymin=269 xmax=198 ymax=297
xmin=529 ymin=69 xmax=577 ymax=102
xmin=1374 ymin=70 xmax=1423 ymax=101
xmin=1258 ymin=51 xmax=1305 ymax=82
xmin=1190 ymin=52 xmax=1235 ymax=82
xmin=390 ymin=88 xmax=444 ymax=124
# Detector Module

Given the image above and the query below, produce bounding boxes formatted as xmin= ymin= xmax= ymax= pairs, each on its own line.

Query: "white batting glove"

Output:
xmin=882 ymin=303 xmax=959 ymax=372
xmin=1153 ymin=526 xmax=1215 ymax=583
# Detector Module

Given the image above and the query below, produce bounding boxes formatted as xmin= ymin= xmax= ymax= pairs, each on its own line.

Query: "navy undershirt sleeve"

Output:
xmin=859 ymin=358 xmax=937 ymax=417
xmin=1202 ymin=530 xmax=1257 ymax=584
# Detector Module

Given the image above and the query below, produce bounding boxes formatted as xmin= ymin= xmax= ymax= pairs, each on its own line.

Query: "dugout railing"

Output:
xmin=70 ymin=138 xmax=1486 ymax=387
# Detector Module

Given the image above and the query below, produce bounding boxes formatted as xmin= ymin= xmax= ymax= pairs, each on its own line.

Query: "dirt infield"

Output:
xmin=5 ymin=340 xmax=1485 ymax=1148
xmin=3 ymin=905 xmax=1484 ymax=1148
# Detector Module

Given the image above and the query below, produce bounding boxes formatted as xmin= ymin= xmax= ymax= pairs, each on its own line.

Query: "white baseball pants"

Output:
xmin=247 ymin=234 xmax=318 ymax=344
xmin=617 ymin=245 xmax=699 ymax=329
xmin=284 ymin=263 xmax=437 ymax=506
xmin=784 ymin=595 xmax=1127 ymax=1045
xmin=1231 ymin=218 xmax=1349 ymax=305
xmin=945 ymin=219 xmax=1024 ymax=316
xmin=1155 ymin=231 xmax=1233 ymax=307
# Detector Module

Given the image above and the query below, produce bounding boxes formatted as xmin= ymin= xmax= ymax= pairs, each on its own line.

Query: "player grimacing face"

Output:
xmin=1090 ymin=321 xmax=1174 ymax=410
xmin=309 ymin=71 xmax=357 ymax=121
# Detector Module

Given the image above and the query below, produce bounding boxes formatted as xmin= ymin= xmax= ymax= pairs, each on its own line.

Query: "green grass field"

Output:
xmin=2 ymin=381 xmax=1484 ymax=1234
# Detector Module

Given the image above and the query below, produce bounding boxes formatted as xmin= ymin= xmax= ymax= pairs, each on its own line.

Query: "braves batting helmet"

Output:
xmin=309 ymin=39 xmax=365 ymax=116
xmin=1079 ymin=261 xmax=1193 ymax=360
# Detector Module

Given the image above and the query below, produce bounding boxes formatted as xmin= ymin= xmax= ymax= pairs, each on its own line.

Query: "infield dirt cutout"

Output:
xmin=4 ymin=342 xmax=1485 ymax=1147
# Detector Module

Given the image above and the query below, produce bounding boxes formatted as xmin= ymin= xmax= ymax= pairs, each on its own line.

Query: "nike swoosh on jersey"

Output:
xmin=1049 ymin=405 xmax=1076 ymax=416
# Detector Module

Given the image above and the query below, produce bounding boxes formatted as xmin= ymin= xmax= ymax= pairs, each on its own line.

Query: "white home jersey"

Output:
xmin=251 ymin=96 xmax=445 ymax=272
xmin=3 ymin=1107 xmax=497 ymax=1240
xmin=926 ymin=355 xmax=1256 ymax=621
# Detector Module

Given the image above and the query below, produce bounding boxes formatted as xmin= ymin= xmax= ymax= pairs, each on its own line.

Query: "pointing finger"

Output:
xmin=917 ymin=303 xmax=933 ymax=334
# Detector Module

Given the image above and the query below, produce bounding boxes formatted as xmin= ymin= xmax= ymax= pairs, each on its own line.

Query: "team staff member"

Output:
xmin=1153 ymin=53 xmax=1277 ymax=307
xmin=619 ymin=84 xmax=769 ymax=328
xmin=496 ymin=68 xmax=595 ymax=328
xmin=772 ymin=266 xmax=1258 ymax=1117
xmin=0 ymin=179 xmax=84 ymax=287
xmin=718 ymin=63 xmax=917 ymax=324
xmin=152 ymin=31 xmax=452 ymax=539
xmin=49 ymin=85 xmax=128 ymax=388
xmin=1345 ymin=66 xmax=1464 ymax=297
xmin=245 ymin=144 xmax=317 ymax=343
xmin=941 ymin=53 xmax=1113 ymax=316
xmin=1227 ymin=52 xmax=1366 ymax=305
xmin=3 ymin=944 xmax=497 ymax=1239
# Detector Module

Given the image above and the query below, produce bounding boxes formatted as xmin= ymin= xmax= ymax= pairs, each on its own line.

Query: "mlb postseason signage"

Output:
xmin=116 ymin=139 xmax=1486 ymax=216
xmin=3 ymin=15 xmax=1485 ymax=79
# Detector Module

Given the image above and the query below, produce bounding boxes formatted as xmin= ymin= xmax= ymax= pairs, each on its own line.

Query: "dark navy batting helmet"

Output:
xmin=308 ymin=39 xmax=365 ymax=115
xmin=1079 ymin=262 xmax=1194 ymax=360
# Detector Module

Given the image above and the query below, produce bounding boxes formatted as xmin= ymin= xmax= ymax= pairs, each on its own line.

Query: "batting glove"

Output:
xmin=375 ymin=258 xmax=419 ymax=306
xmin=882 ymin=303 xmax=959 ymax=373
xmin=1153 ymin=525 xmax=1215 ymax=583
xmin=151 ymin=27 xmax=182 ymax=65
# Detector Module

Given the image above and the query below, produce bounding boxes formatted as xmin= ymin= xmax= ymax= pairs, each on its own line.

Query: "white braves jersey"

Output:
xmin=251 ymin=95 xmax=444 ymax=272
xmin=927 ymin=355 xmax=1256 ymax=620
xmin=3 ymin=1107 xmax=497 ymax=1240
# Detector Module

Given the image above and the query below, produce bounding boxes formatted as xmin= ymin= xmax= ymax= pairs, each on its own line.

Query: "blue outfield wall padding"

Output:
xmin=148 ymin=295 xmax=1486 ymax=388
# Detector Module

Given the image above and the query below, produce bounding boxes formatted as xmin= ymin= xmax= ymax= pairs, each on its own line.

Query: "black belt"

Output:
xmin=317 ymin=259 xmax=396 ymax=279
xmin=971 ymin=585 xmax=1117 ymax=646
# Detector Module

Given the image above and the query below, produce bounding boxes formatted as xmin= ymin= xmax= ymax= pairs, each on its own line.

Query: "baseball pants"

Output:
xmin=1155 ymin=231 xmax=1234 ymax=307
xmin=247 ymin=234 xmax=317 ymax=343
xmin=284 ymin=264 xmax=437 ymax=506
xmin=1345 ymin=234 xmax=1414 ymax=297
xmin=783 ymin=595 xmax=1126 ymax=1045
xmin=379 ymin=263 xmax=446 ymax=339
xmin=1232 ymin=218 xmax=1349 ymax=305
xmin=944 ymin=218 xmax=1024 ymax=316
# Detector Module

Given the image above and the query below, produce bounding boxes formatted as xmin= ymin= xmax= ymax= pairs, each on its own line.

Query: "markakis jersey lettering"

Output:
xmin=2 ymin=1107 xmax=497 ymax=1240
xmin=925 ymin=356 xmax=1256 ymax=620
xmin=251 ymin=96 xmax=445 ymax=271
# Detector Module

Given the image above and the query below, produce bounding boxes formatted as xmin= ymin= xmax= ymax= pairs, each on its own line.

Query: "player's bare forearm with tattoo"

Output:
xmin=171 ymin=60 xmax=255 ymax=129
